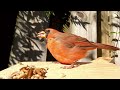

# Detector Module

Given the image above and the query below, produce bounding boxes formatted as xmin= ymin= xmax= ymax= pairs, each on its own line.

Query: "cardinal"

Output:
xmin=37 ymin=28 xmax=120 ymax=69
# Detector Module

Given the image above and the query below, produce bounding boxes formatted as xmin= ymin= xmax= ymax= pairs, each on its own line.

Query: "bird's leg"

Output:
xmin=61 ymin=61 xmax=79 ymax=69
xmin=52 ymin=61 xmax=61 ymax=64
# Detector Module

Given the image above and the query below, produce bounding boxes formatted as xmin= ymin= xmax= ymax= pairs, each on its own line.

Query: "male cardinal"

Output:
xmin=37 ymin=28 xmax=120 ymax=69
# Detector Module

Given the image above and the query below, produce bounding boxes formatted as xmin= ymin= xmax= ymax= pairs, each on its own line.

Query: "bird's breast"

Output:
xmin=47 ymin=38 xmax=87 ymax=64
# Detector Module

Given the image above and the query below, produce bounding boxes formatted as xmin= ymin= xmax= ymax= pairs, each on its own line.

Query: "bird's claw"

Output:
xmin=61 ymin=64 xmax=79 ymax=69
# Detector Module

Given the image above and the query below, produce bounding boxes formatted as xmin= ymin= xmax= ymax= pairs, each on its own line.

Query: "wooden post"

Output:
xmin=97 ymin=11 xmax=102 ymax=57
xmin=101 ymin=11 xmax=112 ymax=57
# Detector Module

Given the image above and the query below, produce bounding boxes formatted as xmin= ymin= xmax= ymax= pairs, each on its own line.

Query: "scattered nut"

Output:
xmin=17 ymin=71 xmax=27 ymax=79
xmin=34 ymin=68 xmax=47 ymax=77
xmin=20 ymin=66 xmax=29 ymax=73
xmin=61 ymin=73 xmax=66 ymax=78
xmin=10 ymin=65 xmax=47 ymax=79
xmin=27 ymin=68 xmax=34 ymax=79
xmin=38 ymin=75 xmax=44 ymax=79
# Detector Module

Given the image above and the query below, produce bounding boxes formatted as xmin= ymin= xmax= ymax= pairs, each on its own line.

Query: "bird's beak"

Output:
xmin=37 ymin=31 xmax=47 ymax=39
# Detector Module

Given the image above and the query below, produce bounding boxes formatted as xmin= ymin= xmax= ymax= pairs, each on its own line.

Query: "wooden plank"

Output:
xmin=0 ymin=57 xmax=120 ymax=79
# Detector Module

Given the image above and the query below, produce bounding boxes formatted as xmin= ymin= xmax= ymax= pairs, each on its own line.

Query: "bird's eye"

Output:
xmin=45 ymin=29 xmax=50 ymax=34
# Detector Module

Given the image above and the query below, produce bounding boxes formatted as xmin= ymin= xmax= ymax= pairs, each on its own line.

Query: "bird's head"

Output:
xmin=37 ymin=28 xmax=58 ymax=39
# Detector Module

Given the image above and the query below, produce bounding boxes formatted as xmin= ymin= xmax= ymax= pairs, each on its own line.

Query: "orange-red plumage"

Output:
xmin=38 ymin=28 xmax=120 ymax=67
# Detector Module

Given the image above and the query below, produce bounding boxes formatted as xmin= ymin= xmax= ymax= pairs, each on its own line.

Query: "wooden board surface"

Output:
xmin=0 ymin=57 xmax=120 ymax=79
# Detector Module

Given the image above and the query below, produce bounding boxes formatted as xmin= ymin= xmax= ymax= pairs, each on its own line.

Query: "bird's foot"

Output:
xmin=52 ymin=61 xmax=61 ymax=64
xmin=61 ymin=63 xmax=79 ymax=69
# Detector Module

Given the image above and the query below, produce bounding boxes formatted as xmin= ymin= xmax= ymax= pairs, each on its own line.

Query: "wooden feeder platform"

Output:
xmin=0 ymin=57 xmax=120 ymax=79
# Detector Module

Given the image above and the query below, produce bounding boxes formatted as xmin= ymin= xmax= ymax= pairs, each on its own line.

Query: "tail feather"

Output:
xmin=92 ymin=43 xmax=120 ymax=51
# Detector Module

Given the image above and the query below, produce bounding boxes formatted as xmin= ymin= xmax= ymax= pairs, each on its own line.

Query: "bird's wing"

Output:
xmin=74 ymin=36 xmax=97 ymax=50
xmin=61 ymin=34 xmax=97 ymax=50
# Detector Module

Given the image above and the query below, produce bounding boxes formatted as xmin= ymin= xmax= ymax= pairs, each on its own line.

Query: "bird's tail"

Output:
xmin=92 ymin=42 xmax=120 ymax=51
